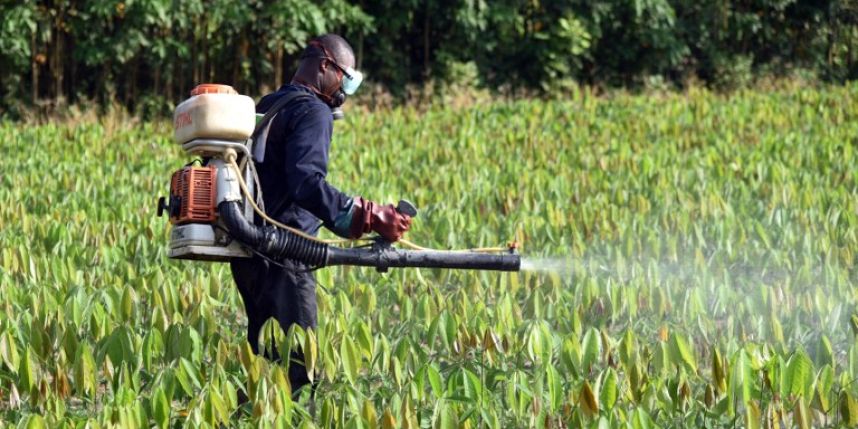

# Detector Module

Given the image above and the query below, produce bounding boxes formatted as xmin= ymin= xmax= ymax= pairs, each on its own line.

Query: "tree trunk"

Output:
xmin=232 ymin=34 xmax=240 ymax=88
xmin=69 ymin=35 xmax=76 ymax=104
xmin=179 ymin=29 xmax=188 ymax=98
xmin=423 ymin=1 xmax=431 ymax=79
xmin=154 ymin=63 xmax=161 ymax=98
xmin=31 ymin=31 xmax=38 ymax=103
xmin=53 ymin=24 xmax=64 ymax=106
xmin=357 ymin=32 xmax=364 ymax=70
xmin=274 ymin=43 xmax=283 ymax=89
xmin=202 ymin=26 xmax=210 ymax=83
xmin=129 ymin=56 xmax=138 ymax=109
xmin=241 ymin=34 xmax=250 ymax=93
xmin=165 ymin=27 xmax=174 ymax=102
xmin=192 ymin=17 xmax=200 ymax=85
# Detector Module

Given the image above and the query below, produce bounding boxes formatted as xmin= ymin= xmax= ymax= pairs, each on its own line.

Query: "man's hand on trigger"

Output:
xmin=350 ymin=196 xmax=412 ymax=242
xmin=371 ymin=203 xmax=412 ymax=242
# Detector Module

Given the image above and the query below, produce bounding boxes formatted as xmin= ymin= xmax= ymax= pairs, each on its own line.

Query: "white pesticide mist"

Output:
xmin=519 ymin=257 xmax=576 ymax=276
xmin=518 ymin=252 xmax=812 ymax=288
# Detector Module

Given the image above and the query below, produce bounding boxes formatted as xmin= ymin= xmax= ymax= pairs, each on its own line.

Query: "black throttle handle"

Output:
xmin=396 ymin=199 xmax=418 ymax=218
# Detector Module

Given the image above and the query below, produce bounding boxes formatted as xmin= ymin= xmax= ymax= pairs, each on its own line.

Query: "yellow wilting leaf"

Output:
xmin=239 ymin=341 xmax=255 ymax=372
xmin=381 ymin=409 xmax=396 ymax=429
xmin=483 ymin=328 xmax=501 ymax=353
xmin=841 ymin=392 xmax=858 ymax=426
xmin=746 ymin=400 xmax=761 ymax=429
xmin=8 ymin=384 xmax=21 ymax=409
xmin=712 ymin=348 xmax=726 ymax=393
xmin=53 ymin=369 xmax=70 ymax=399
xmin=793 ymin=398 xmax=811 ymax=429
xmin=272 ymin=366 xmax=291 ymax=397
xmin=362 ymin=400 xmax=378 ymax=429
xmin=658 ymin=325 xmax=669 ymax=342
xmin=401 ymin=394 xmax=417 ymax=429
xmin=766 ymin=401 xmax=782 ymax=429
xmin=580 ymin=381 xmax=599 ymax=417
xmin=304 ymin=329 xmax=318 ymax=383
xmin=704 ymin=385 xmax=715 ymax=408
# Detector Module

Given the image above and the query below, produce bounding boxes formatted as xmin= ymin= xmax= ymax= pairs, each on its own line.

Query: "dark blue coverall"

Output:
xmin=230 ymin=84 xmax=351 ymax=391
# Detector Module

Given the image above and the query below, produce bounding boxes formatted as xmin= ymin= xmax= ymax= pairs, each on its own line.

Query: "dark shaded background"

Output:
xmin=1 ymin=0 xmax=856 ymax=117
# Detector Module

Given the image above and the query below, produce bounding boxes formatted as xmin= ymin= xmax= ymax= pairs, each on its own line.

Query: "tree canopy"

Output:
xmin=1 ymin=0 xmax=856 ymax=116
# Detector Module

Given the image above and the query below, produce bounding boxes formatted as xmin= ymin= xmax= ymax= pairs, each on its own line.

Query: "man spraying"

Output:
xmin=230 ymin=34 xmax=412 ymax=392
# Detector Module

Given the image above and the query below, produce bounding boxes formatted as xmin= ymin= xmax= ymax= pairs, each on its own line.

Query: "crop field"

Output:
xmin=0 ymin=85 xmax=856 ymax=428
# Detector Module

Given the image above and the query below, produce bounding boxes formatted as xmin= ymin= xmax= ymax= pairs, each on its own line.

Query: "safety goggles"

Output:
xmin=321 ymin=57 xmax=364 ymax=95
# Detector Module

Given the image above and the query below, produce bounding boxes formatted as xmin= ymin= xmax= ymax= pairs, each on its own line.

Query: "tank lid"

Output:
xmin=190 ymin=84 xmax=237 ymax=96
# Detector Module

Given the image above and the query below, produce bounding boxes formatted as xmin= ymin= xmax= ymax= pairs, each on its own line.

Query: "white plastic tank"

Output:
xmin=173 ymin=84 xmax=256 ymax=144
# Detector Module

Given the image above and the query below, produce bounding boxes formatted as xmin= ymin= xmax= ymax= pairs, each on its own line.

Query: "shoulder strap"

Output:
xmin=251 ymin=91 xmax=312 ymax=163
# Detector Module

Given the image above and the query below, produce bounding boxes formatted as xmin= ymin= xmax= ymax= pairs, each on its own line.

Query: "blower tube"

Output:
xmin=218 ymin=201 xmax=520 ymax=272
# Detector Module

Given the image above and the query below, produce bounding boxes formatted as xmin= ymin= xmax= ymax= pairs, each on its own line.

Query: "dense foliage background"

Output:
xmin=1 ymin=0 xmax=857 ymax=116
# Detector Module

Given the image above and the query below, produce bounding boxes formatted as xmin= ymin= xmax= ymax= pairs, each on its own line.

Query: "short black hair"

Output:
xmin=302 ymin=34 xmax=354 ymax=65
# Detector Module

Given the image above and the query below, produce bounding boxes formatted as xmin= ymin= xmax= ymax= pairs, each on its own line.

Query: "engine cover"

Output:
xmin=169 ymin=166 xmax=217 ymax=225
xmin=159 ymin=158 xmax=252 ymax=261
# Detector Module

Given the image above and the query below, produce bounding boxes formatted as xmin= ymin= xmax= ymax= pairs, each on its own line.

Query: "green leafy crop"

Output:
xmin=0 ymin=84 xmax=855 ymax=427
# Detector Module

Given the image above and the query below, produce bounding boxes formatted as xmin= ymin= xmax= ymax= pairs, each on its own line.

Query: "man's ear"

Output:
xmin=319 ymin=59 xmax=328 ymax=73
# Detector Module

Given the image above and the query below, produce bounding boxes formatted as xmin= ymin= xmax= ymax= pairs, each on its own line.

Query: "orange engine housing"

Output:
xmin=169 ymin=166 xmax=217 ymax=225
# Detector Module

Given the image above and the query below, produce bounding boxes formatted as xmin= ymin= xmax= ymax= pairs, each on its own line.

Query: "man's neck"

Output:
xmin=291 ymin=77 xmax=319 ymax=95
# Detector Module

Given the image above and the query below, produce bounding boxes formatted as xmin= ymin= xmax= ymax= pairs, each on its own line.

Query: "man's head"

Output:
xmin=292 ymin=34 xmax=361 ymax=110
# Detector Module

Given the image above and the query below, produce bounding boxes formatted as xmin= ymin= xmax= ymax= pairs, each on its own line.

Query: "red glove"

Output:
xmin=350 ymin=196 xmax=412 ymax=242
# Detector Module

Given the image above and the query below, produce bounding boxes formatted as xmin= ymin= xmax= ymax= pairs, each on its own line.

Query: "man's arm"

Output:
xmin=282 ymin=101 xmax=412 ymax=241
xmin=281 ymin=102 xmax=352 ymax=235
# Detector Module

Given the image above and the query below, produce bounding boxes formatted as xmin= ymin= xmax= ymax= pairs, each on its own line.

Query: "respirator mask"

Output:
xmin=327 ymin=64 xmax=363 ymax=120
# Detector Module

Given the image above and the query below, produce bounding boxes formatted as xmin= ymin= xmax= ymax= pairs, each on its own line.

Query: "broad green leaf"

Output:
xmin=152 ymin=387 xmax=170 ymax=429
xmin=436 ymin=403 xmax=456 ymax=429
xmin=599 ymin=369 xmax=618 ymax=411
xmin=581 ymin=328 xmax=601 ymax=371
xmin=785 ymin=350 xmax=813 ymax=399
xmin=619 ymin=329 xmax=636 ymax=367
xmin=340 ymin=335 xmax=360 ymax=385
xmin=816 ymin=335 xmax=834 ymax=368
xmin=74 ymin=343 xmax=96 ymax=396
xmin=18 ymin=346 xmax=35 ymax=394
xmin=670 ymin=334 xmax=697 ymax=373
xmin=813 ymin=365 xmax=834 ymax=412
xmin=729 ymin=350 xmax=752 ymax=412
xmin=632 ymin=408 xmax=653 ymax=429
xmin=121 ymin=285 xmax=135 ymax=320
xmin=24 ymin=414 xmax=46 ymax=429
xmin=426 ymin=364 xmax=442 ymax=397
xmin=546 ymin=364 xmax=562 ymax=412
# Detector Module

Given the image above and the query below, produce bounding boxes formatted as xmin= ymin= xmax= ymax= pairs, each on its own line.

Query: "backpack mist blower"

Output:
xmin=157 ymin=84 xmax=520 ymax=272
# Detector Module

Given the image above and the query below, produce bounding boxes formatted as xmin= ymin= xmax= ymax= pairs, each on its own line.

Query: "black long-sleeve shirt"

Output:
xmin=254 ymin=84 xmax=351 ymax=235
